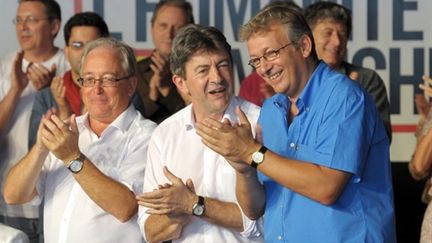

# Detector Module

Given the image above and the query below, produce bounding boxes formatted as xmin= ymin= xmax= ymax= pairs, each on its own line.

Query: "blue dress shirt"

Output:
xmin=258 ymin=62 xmax=396 ymax=243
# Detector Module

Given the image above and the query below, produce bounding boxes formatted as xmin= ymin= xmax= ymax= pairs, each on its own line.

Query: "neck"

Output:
xmin=71 ymin=71 xmax=80 ymax=86
xmin=24 ymin=46 xmax=58 ymax=63
xmin=88 ymin=117 xmax=111 ymax=137
xmin=287 ymin=60 xmax=318 ymax=100
xmin=192 ymin=107 xmax=225 ymax=124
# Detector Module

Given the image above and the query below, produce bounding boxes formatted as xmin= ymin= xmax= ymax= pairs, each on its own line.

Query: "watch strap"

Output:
xmin=250 ymin=145 xmax=268 ymax=168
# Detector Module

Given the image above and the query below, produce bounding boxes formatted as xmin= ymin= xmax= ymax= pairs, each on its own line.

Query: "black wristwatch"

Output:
xmin=67 ymin=153 xmax=85 ymax=174
xmin=192 ymin=195 xmax=205 ymax=216
xmin=250 ymin=145 xmax=268 ymax=168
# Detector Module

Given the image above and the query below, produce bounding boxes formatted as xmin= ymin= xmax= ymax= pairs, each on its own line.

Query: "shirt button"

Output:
xmin=290 ymin=142 xmax=295 ymax=148
xmin=278 ymin=235 xmax=283 ymax=240
xmin=306 ymin=107 xmax=310 ymax=112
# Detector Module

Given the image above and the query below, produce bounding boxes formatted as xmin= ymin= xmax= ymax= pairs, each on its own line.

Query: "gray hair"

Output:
xmin=79 ymin=37 xmax=137 ymax=77
xmin=239 ymin=3 xmax=318 ymax=61
xmin=170 ymin=24 xmax=232 ymax=78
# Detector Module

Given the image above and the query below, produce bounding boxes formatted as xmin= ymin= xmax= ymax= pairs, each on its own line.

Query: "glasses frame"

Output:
xmin=248 ymin=42 xmax=293 ymax=68
xmin=12 ymin=16 xmax=51 ymax=25
xmin=78 ymin=74 xmax=133 ymax=87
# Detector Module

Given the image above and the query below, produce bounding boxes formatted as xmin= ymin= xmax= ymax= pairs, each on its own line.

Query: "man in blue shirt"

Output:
xmin=196 ymin=4 xmax=396 ymax=243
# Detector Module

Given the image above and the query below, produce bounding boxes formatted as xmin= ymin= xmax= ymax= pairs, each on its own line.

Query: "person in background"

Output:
xmin=136 ymin=24 xmax=263 ymax=243
xmin=135 ymin=0 xmax=194 ymax=123
xmin=304 ymin=1 xmax=392 ymax=141
xmin=0 ymin=1 xmax=69 ymax=242
xmin=28 ymin=11 xmax=110 ymax=148
xmin=410 ymin=75 xmax=432 ymax=243
xmin=238 ymin=0 xmax=301 ymax=107
xmin=3 ymin=37 xmax=156 ymax=243
xmin=196 ymin=4 xmax=396 ymax=242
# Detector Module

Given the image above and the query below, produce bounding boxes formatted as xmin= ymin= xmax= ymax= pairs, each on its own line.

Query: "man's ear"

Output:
xmin=51 ymin=19 xmax=61 ymax=38
xmin=128 ymin=76 xmax=138 ymax=97
xmin=299 ymin=34 xmax=313 ymax=58
xmin=172 ymin=74 xmax=190 ymax=95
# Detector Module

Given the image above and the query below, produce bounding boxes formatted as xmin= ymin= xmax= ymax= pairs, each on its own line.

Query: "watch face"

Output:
xmin=252 ymin=151 xmax=264 ymax=163
xmin=69 ymin=160 xmax=83 ymax=173
xmin=193 ymin=205 xmax=204 ymax=216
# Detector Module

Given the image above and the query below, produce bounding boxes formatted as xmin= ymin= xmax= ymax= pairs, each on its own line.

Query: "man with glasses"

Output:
xmin=28 ymin=12 xmax=110 ymax=149
xmin=0 ymin=0 xmax=69 ymax=242
xmin=196 ymin=4 xmax=396 ymax=242
xmin=3 ymin=37 xmax=156 ymax=243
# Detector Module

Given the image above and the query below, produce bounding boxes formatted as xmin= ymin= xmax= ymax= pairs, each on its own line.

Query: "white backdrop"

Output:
xmin=1 ymin=0 xmax=431 ymax=162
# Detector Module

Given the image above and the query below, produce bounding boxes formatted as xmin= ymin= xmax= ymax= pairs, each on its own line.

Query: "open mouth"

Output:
xmin=208 ymin=87 xmax=226 ymax=94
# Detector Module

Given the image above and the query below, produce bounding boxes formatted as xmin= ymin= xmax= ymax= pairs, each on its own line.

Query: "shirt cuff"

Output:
xmin=237 ymin=203 xmax=263 ymax=238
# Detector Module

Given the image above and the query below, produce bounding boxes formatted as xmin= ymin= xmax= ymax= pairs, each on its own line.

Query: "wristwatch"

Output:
xmin=67 ymin=153 xmax=85 ymax=174
xmin=192 ymin=195 xmax=205 ymax=216
xmin=250 ymin=145 xmax=268 ymax=168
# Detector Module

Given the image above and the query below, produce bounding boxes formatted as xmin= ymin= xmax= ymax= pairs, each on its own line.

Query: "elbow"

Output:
xmin=314 ymin=188 xmax=342 ymax=206
xmin=115 ymin=204 xmax=138 ymax=223
xmin=409 ymin=162 xmax=429 ymax=180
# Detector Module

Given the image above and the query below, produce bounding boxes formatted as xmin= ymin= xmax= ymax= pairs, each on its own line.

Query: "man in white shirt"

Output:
xmin=3 ymin=38 xmax=156 ymax=243
xmin=0 ymin=1 xmax=69 ymax=242
xmin=136 ymin=24 xmax=263 ymax=243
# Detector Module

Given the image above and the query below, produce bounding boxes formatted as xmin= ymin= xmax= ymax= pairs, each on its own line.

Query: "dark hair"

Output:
xmin=20 ymin=0 xmax=61 ymax=22
xmin=63 ymin=12 xmax=109 ymax=45
xmin=304 ymin=1 xmax=352 ymax=38
xmin=151 ymin=0 xmax=194 ymax=25
xmin=170 ymin=24 xmax=231 ymax=78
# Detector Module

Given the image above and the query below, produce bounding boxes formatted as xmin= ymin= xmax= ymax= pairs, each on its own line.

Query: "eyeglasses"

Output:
xmin=78 ymin=74 xmax=132 ymax=87
xmin=248 ymin=43 xmax=293 ymax=68
xmin=12 ymin=16 xmax=50 ymax=25
xmin=69 ymin=41 xmax=85 ymax=50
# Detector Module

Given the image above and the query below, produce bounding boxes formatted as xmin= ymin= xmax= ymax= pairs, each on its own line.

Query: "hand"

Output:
xmin=27 ymin=63 xmax=56 ymax=90
xmin=136 ymin=167 xmax=196 ymax=217
xmin=10 ymin=51 xmax=29 ymax=94
xmin=35 ymin=108 xmax=58 ymax=155
xmin=50 ymin=76 xmax=67 ymax=105
xmin=149 ymin=52 xmax=171 ymax=101
xmin=40 ymin=114 xmax=80 ymax=163
xmin=195 ymin=106 xmax=259 ymax=172
xmin=415 ymin=94 xmax=429 ymax=118
xmin=419 ymin=76 xmax=432 ymax=98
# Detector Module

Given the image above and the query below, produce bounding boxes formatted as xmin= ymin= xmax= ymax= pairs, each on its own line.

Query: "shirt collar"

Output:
xmin=77 ymin=105 xmax=136 ymax=134
xmin=297 ymin=61 xmax=329 ymax=111
xmin=184 ymin=96 xmax=237 ymax=130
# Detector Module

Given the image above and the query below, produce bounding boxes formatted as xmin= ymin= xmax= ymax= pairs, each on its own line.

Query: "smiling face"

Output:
xmin=80 ymin=46 xmax=136 ymax=124
xmin=15 ymin=1 xmax=59 ymax=55
xmin=151 ymin=5 xmax=188 ymax=59
xmin=311 ymin=18 xmax=348 ymax=69
xmin=247 ymin=23 xmax=310 ymax=99
xmin=173 ymin=50 xmax=233 ymax=121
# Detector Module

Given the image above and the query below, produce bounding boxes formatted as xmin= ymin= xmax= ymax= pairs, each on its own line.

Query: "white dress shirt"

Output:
xmin=0 ymin=50 xmax=70 ymax=219
xmin=35 ymin=105 xmax=156 ymax=243
xmin=138 ymin=96 xmax=264 ymax=243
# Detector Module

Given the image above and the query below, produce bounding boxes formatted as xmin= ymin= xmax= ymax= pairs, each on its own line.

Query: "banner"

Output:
xmin=1 ymin=0 xmax=430 ymax=162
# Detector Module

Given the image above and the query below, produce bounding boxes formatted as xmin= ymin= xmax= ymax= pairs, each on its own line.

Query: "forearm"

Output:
xmin=144 ymin=214 xmax=188 ymax=242
xmin=235 ymin=170 xmax=265 ymax=220
xmin=56 ymin=101 xmax=72 ymax=120
xmin=0 ymin=88 xmax=22 ymax=135
xmin=3 ymin=145 xmax=48 ymax=204
xmin=410 ymin=131 xmax=432 ymax=179
xmin=74 ymin=158 xmax=138 ymax=222
xmin=256 ymin=151 xmax=349 ymax=205
xmin=201 ymin=198 xmax=243 ymax=231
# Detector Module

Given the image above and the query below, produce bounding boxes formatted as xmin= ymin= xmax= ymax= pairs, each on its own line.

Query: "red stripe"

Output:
xmin=74 ymin=0 xmax=82 ymax=13
xmin=135 ymin=49 xmax=152 ymax=58
xmin=392 ymin=125 xmax=416 ymax=133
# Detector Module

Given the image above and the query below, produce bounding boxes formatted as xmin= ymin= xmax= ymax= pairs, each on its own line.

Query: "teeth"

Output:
xmin=209 ymin=88 xmax=225 ymax=94
xmin=269 ymin=72 xmax=281 ymax=80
